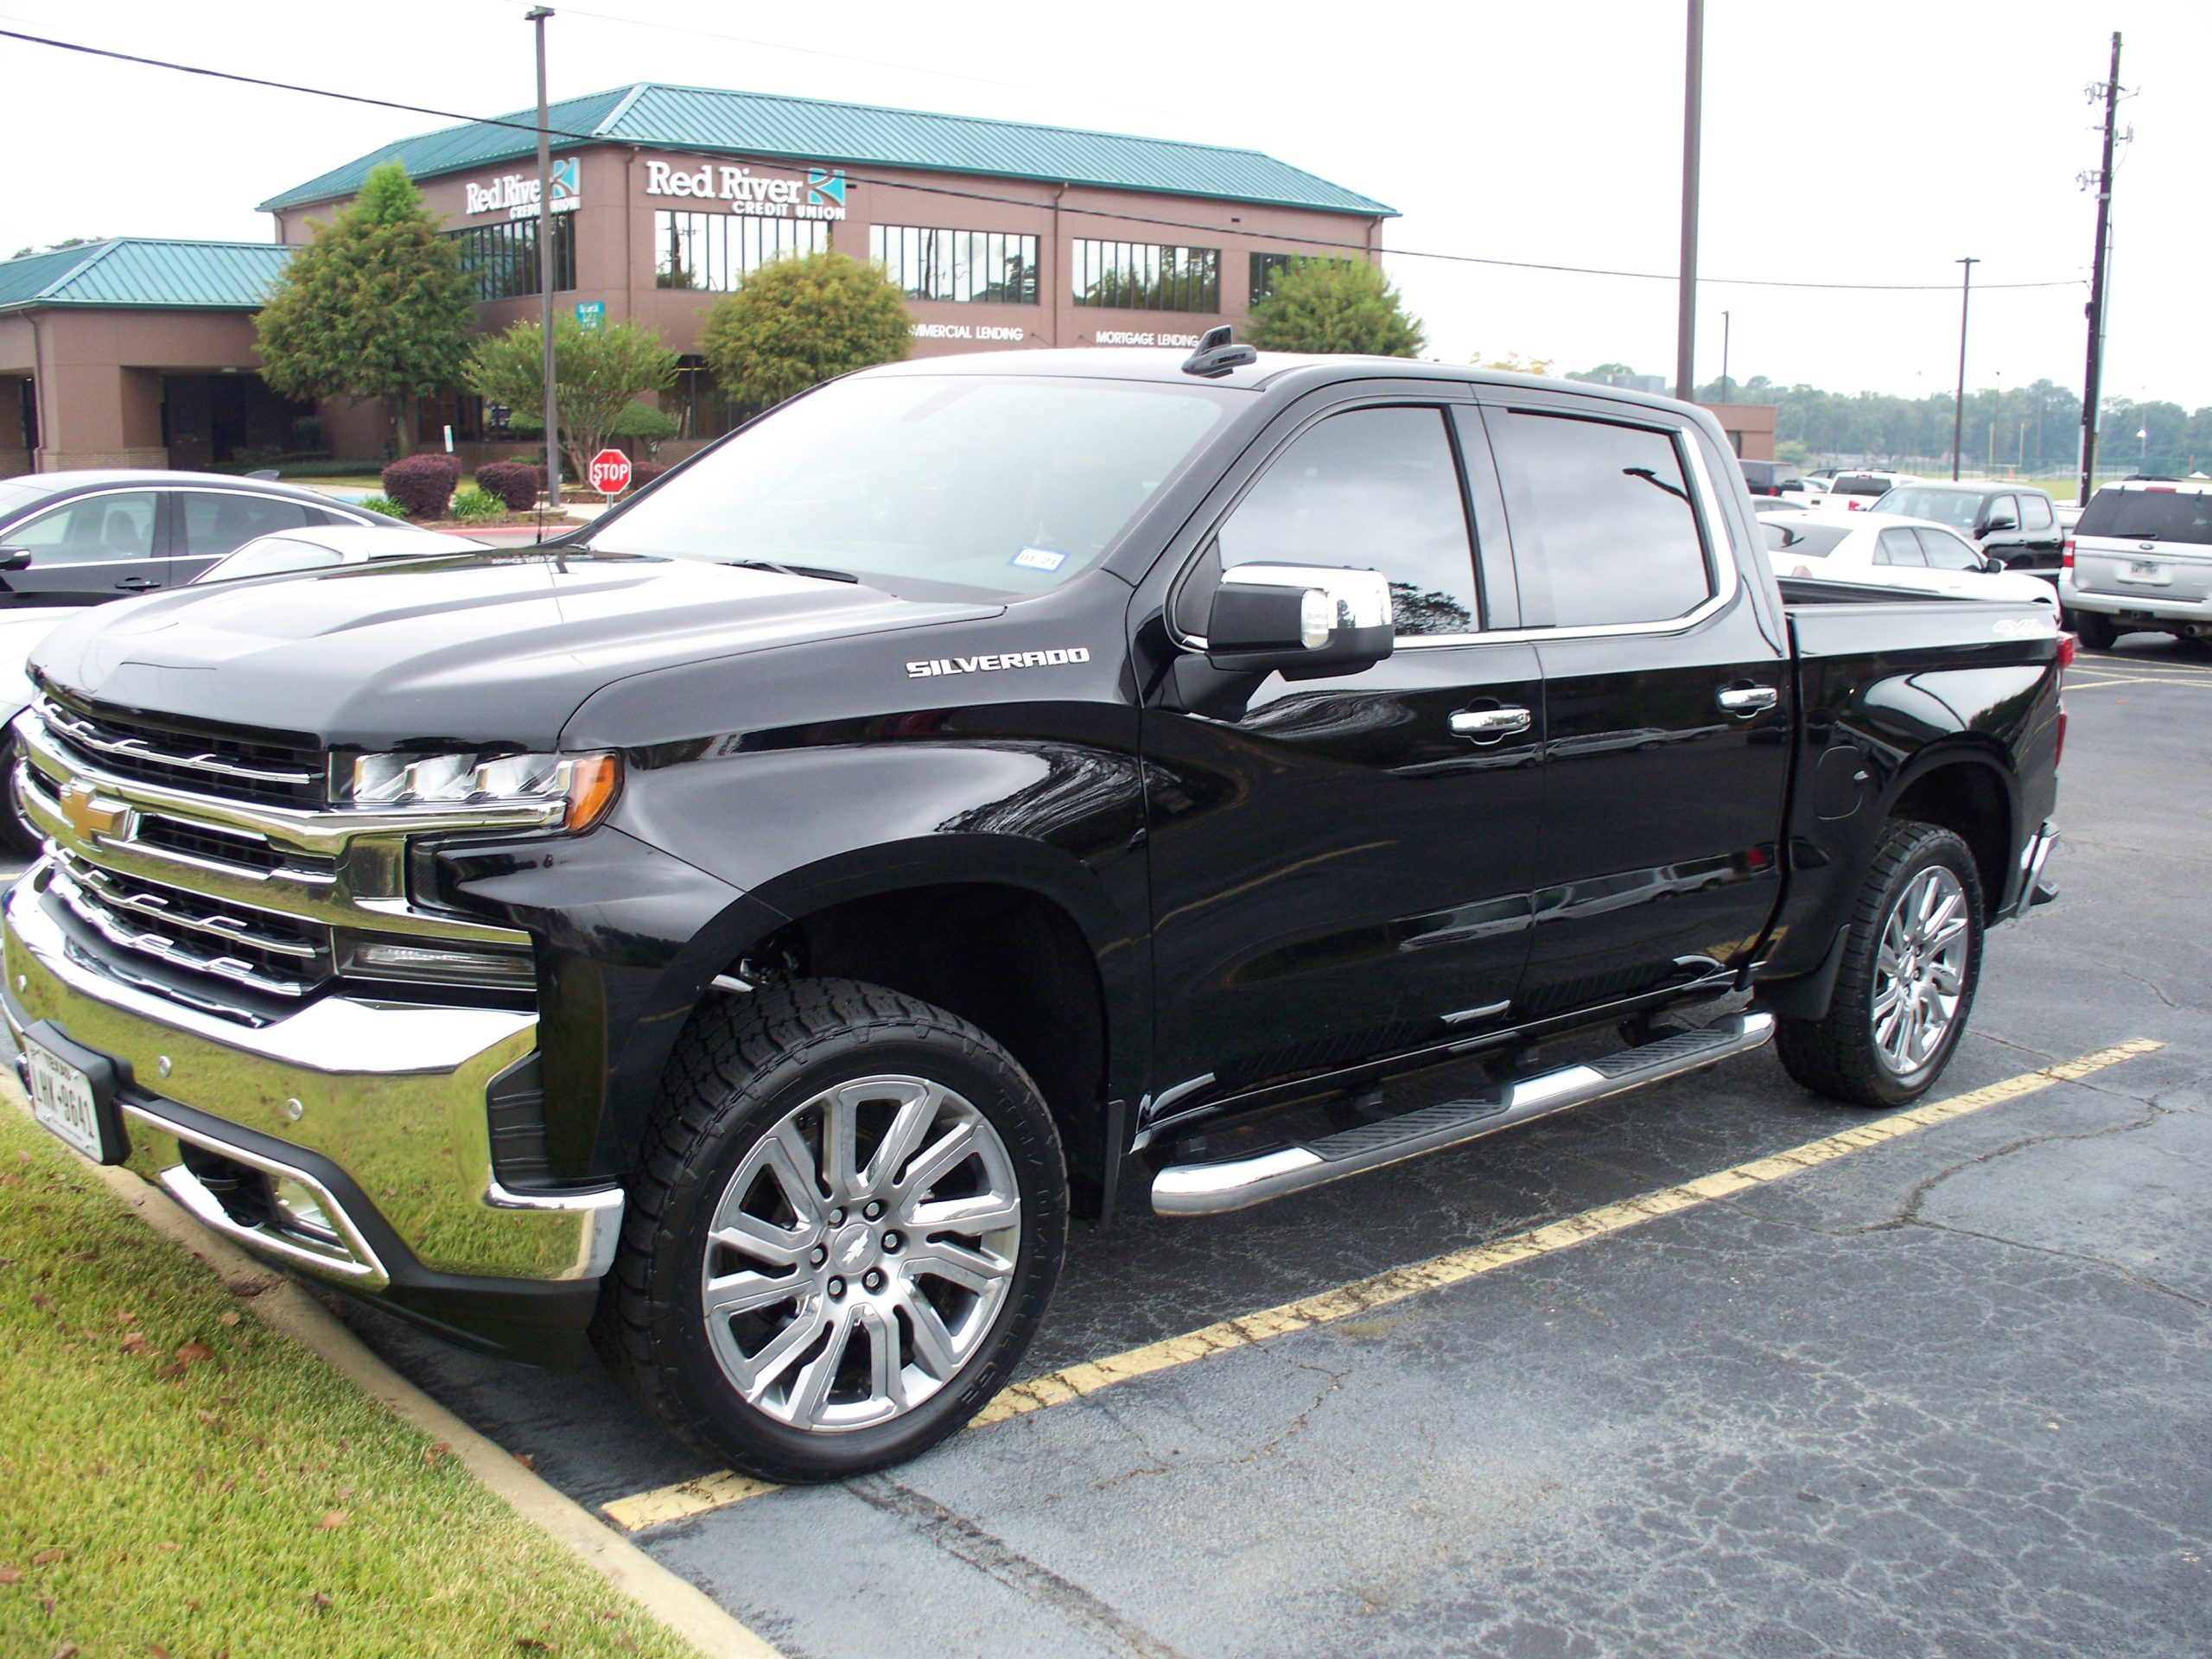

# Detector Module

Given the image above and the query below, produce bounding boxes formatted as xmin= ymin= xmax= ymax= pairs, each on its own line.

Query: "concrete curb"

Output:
xmin=5 ymin=1082 xmax=782 ymax=1659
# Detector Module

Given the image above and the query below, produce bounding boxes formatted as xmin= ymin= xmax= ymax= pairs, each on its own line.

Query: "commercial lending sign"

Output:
xmin=643 ymin=159 xmax=849 ymax=221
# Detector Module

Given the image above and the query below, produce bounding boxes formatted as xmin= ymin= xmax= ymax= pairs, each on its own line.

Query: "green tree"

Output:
xmin=467 ymin=316 xmax=679 ymax=486
xmin=1246 ymin=257 xmax=1425 ymax=358
xmin=253 ymin=162 xmax=474 ymax=454
xmin=700 ymin=250 xmax=912 ymax=411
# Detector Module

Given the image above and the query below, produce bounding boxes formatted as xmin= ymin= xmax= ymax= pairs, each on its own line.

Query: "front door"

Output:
xmin=0 ymin=489 xmax=169 ymax=607
xmin=1141 ymin=397 xmax=1544 ymax=1133
xmin=1478 ymin=397 xmax=1793 ymax=1017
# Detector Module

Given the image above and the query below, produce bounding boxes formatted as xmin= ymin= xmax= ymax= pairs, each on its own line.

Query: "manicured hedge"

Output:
xmin=381 ymin=454 xmax=461 ymax=519
xmin=473 ymin=461 xmax=539 ymax=512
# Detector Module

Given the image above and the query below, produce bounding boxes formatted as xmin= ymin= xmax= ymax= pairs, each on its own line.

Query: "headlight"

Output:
xmin=345 ymin=750 xmax=622 ymax=831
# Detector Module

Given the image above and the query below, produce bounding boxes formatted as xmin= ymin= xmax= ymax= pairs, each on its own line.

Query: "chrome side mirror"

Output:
xmin=1205 ymin=563 xmax=1395 ymax=676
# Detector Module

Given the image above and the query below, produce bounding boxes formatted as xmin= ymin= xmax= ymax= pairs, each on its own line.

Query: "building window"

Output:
xmin=654 ymin=212 xmax=826 ymax=292
xmin=445 ymin=217 xmax=575 ymax=302
xmin=869 ymin=226 xmax=1038 ymax=304
xmin=1071 ymin=240 xmax=1220 ymax=313
xmin=1249 ymin=252 xmax=1295 ymax=305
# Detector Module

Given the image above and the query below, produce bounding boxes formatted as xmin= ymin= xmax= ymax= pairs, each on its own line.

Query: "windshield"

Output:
xmin=1834 ymin=474 xmax=1894 ymax=498
xmin=1874 ymin=486 xmax=1979 ymax=529
xmin=587 ymin=375 xmax=1235 ymax=597
xmin=2075 ymin=486 xmax=2212 ymax=544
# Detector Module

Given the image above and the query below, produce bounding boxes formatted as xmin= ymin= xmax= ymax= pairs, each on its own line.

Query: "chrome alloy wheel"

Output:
xmin=699 ymin=1074 xmax=1022 ymax=1433
xmin=1872 ymin=865 xmax=1970 ymax=1077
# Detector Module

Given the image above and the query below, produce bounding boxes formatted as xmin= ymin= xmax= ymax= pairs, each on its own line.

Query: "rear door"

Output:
xmin=0 ymin=488 xmax=168 ymax=607
xmin=1141 ymin=390 xmax=1546 ymax=1127
xmin=1478 ymin=394 xmax=1793 ymax=1017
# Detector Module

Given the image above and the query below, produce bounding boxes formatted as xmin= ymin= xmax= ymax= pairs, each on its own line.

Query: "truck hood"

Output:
xmin=29 ymin=550 xmax=997 ymax=750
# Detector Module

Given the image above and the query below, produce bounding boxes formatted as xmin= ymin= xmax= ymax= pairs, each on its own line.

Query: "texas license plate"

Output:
xmin=24 ymin=1039 xmax=112 ymax=1161
xmin=2124 ymin=559 xmax=2166 ymax=583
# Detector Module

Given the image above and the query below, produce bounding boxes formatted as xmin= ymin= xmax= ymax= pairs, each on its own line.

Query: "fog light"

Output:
xmin=344 ymin=938 xmax=537 ymax=988
xmin=270 ymin=1176 xmax=338 ymax=1243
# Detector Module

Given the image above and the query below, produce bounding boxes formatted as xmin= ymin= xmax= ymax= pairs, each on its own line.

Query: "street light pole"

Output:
xmin=2080 ymin=31 xmax=2122 ymax=504
xmin=1719 ymin=308 xmax=1731 ymax=404
xmin=528 ymin=6 xmax=561 ymax=512
xmin=1951 ymin=257 xmax=1978 ymax=481
xmin=1674 ymin=0 xmax=1705 ymax=404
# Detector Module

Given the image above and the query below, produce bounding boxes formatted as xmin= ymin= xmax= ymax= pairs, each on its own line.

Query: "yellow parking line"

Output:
xmin=601 ymin=1037 xmax=2163 ymax=1533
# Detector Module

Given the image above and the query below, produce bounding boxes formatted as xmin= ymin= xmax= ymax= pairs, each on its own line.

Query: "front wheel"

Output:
xmin=1776 ymin=820 xmax=1985 ymax=1108
xmin=596 ymin=978 xmax=1066 ymax=1484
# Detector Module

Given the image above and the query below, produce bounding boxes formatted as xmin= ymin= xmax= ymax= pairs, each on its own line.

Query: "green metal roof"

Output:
xmin=259 ymin=82 xmax=1395 ymax=219
xmin=0 ymin=238 xmax=294 ymax=314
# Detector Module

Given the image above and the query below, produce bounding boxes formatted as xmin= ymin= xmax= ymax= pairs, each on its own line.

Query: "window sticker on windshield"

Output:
xmin=1010 ymin=547 xmax=1067 ymax=572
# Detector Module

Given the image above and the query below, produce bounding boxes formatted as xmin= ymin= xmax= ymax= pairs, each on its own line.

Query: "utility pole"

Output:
xmin=529 ymin=6 xmax=561 ymax=511
xmin=1674 ymin=0 xmax=1705 ymax=404
xmin=1719 ymin=309 xmax=1731 ymax=403
xmin=1951 ymin=257 xmax=1977 ymax=481
xmin=2080 ymin=30 xmax=2122 ymax=504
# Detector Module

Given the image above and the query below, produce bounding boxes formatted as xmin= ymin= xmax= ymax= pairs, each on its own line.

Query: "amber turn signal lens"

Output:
xmin=563 ymin=752 xmax=622 ymax=832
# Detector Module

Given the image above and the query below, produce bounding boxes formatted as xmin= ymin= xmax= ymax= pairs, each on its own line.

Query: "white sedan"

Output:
xmin=1762 ymin=511 xmax=2059 ymax=608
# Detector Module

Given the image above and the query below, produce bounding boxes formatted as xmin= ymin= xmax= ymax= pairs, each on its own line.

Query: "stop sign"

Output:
xmin=588 ymin=448 xmax=632 ymax=494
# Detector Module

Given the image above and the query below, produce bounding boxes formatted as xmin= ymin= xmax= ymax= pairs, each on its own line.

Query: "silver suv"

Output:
xmin=2063 ymin=479 xmax=2212 ymax=649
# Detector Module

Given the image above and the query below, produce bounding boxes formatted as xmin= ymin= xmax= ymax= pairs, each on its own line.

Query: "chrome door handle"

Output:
xmin=1450 ymin=706 xmax=1532 ymax=741
xmin=1717 ymin=684 xmax=1778 ymax=716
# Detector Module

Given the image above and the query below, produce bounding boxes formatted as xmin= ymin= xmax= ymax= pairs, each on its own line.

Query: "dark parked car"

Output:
xmin=7 ymin=346 xmax=2064 ymax=1484
xmin=1872 ymin=480 xmax=2066 ymax=582
xmin=1738 ymin=458 xmax=1808 ymax=496
xmin=0 ymin=471 xmax=406 ymax=608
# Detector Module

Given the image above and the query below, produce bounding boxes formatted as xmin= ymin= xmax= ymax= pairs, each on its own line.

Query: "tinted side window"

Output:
xmin=1988 ymin=493 xmax=2021 ymax=530
xmin=2020 ymin=493 xmax=2056 ymax=531
xmin=179 ymin=493 xmax=315 ymax=557
xmin=1487 ymin=410 xmax=1713 ymax=628
xmin=1876 ymin=528 xmax=1927 ymax=567
xmin=1211 ymin=406 xmax=1480 ymax=637
xmin=8 ymin=493 xmax=159 ymax=563
xmin=1916 ymin=528 xmax=1981 ymax=571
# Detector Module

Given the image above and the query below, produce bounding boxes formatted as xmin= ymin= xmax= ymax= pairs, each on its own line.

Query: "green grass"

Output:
xmin=0 ymin=1105 xmax=699 ymax=1659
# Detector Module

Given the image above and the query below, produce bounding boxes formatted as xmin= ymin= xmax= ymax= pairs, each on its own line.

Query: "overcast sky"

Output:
xmin=5 ymin=0 xmax=2205 ymax=409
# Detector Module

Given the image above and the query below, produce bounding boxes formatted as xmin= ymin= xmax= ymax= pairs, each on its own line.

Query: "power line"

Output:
xmin=0 ymin=22 xmax=2087 ymax=296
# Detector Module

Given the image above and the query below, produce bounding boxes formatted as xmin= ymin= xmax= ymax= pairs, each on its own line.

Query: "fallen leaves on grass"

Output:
xmin=30 ymin=1548 xmax=63 ymax=1566
xmin=0 ymin=1565 xmax=18 ymax=1584
xmin=317 ymin=1510 xmax=349 ymax=1530
xmin=175 ymin=1342 xmax=214 ymax=1364
xmin=219 ymin=1311 xmax=240 ymax=1327
xmin=423 ymin=1442 xmax=451 ymax=1468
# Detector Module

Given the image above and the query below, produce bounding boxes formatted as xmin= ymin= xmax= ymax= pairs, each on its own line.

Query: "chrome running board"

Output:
xmin=1150 ymin=1009 xmax=1775 ymax=1217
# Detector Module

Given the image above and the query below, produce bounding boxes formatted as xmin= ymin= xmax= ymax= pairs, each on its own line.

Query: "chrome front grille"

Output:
xmin=14 ymin=696 xmax=549 ymax=1027
xmin=50 ymin=851 xmax=334 ymax=1005
xmin=37 ymin=692 xmax=328 ymax=809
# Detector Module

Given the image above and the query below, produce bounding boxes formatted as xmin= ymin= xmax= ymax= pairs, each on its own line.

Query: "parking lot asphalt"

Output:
xmin=17 ymin=636 xmax=2212 ymax=1657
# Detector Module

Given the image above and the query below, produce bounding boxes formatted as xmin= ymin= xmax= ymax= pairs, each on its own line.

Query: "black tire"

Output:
xmin=1775 ymin=819 xmax=1985 ymax=1109
xmin=594 ymin=977 xmax=1066 ymax=1484
xmin=0 ymin=732 xmax=42 ymax=857
xmin=2068 ymin=610 xmax=2118 ymax=652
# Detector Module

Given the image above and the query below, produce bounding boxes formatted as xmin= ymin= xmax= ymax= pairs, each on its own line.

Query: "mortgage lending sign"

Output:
xmin=643 ymin=158 xmax=849 ymax=221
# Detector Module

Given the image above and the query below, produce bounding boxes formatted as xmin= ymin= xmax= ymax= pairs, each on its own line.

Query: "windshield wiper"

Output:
xmin=721 ymin=557 xmax=861 ymax=585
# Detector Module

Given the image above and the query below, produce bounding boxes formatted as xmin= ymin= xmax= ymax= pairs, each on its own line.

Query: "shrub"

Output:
xmin=381 ymin=453 xmax=461 ymax=518
xmin=355 ymin=495 xmax=406 ymax=518
xmin=611 ymin=400 xmax=679 ymax=442
xmin=290 ymin=415 xmax=323 ymax=452
xmin=627 ymin=461 xmax=669 ymax=491
xmin=449 ymin=486 xmax=505 ymax=521
xmin=473 ymin=461 xmax=539 ymax=512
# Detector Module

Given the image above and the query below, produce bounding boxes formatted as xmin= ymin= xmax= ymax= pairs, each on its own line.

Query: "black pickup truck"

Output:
xmin=5 ymin=345 xmax=2063 ymax=1482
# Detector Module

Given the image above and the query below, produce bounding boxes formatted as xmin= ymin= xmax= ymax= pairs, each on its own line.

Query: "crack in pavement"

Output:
xmin=846 ymin=1473 xmax=1194 ymax=1659
xmin=1902 ymin=1216 xmax=2212 ymax=1313
xmin=1229 ymin=1359 xmax=1350 ymax=1468
xmin=1866 ymin=1095 xmax=2177 ymax=1234
xmin=2081 ymin=957 xmax=2187 ymax=1012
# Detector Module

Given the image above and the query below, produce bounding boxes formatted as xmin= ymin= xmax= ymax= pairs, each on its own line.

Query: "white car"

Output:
xmin=1 ymin=523 xmax=473 ymax=851
xmin=2061 ymin=477 xmax=2212 ymax=649
xmin=1763 ymin=512 xmax=2059 ymax=608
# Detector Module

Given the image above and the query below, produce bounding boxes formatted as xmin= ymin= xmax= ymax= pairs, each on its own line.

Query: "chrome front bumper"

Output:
xmin=3 ymin=865 xmax=621 ymax=1289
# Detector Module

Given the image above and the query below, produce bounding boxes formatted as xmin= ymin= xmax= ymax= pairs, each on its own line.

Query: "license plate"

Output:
xmin=2124 ymin=559 xmax=2166 ymax=583
xmin=24 ymin=1039 xmax=111 ymax=1161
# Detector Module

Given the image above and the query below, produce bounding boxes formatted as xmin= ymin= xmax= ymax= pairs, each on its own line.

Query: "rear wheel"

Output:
xmin=596 ymin=977 xmax=1066 ymax=1483
xmin=2067 ymin=610 xmax=2118 ymax=652
xmin=1775 ymin=820 xmax=1984 ymax=1109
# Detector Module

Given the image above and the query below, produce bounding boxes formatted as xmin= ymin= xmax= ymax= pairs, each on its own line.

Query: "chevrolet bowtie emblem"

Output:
xmin=58 ymin=780 xmax=130 ymax=841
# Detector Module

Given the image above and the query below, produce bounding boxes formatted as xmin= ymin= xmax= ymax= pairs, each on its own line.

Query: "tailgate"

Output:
xmin=2073 ymin=537 xmax=2212 ymax=602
